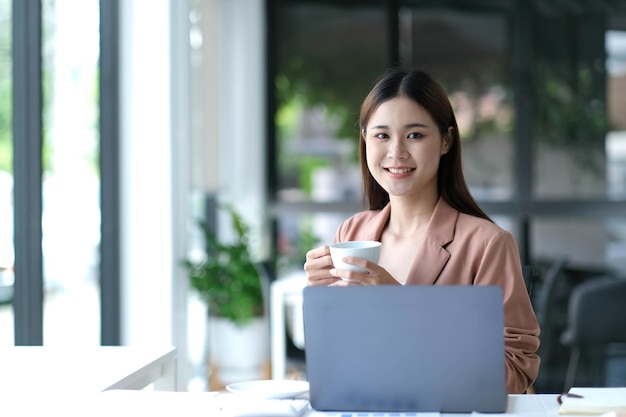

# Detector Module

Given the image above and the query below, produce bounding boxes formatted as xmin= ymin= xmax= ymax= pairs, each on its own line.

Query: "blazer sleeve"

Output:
xmin=474 ymin=230 xmax=541 ymax=394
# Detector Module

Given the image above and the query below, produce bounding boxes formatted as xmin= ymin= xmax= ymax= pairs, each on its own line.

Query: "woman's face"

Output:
xmin=364 ymin=95 xmax=451 ymax=200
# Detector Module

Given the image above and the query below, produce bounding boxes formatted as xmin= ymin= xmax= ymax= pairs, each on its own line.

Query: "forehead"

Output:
xmin=368 ymin=95 xmax=435 ymax=127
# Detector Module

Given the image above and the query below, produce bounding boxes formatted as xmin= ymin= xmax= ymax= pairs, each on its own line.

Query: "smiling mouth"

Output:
xmin=386 ymin=167 xmax=415 ymax=174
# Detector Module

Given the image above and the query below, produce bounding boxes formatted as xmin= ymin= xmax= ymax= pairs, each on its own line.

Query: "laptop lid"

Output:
xmin=302 ymin=285 xmax=507 ymax=413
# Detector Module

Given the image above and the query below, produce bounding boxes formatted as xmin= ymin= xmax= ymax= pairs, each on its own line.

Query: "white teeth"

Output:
xmin=388 ymin=168 xmax=412 ymax=174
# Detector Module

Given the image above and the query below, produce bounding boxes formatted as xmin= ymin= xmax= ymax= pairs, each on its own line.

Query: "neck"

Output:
xmin=387 ymin=193 xmax=439 ymax=239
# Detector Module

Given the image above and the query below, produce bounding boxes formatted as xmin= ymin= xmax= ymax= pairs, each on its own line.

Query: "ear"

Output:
xmin=441 ymin=126 xmax=453 ymax=155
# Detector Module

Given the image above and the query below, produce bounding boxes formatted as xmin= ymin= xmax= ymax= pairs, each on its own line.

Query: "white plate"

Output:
xmin=225 ymin=380 xmax=310 ymax=399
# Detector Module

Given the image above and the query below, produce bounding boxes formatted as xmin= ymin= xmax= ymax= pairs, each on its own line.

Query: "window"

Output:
xmin=399 ymin=7 xmax=514 ymax=200
xmin=270 ymin=1 xmax=390 ymax=271
xmin=268 ymin=0 xmax=521 ymax=273
xmin=0 ymin=0 xmax=12 ymax=345
xmin=268 ymin=0 xmax=626 ymax=279
xmin=40 ymin=0 xmax=101 ymax=345
xmin=8 ymin=0 xmax=120 ymax=347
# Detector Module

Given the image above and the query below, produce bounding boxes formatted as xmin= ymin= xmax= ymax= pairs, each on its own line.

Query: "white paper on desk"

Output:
xmin=559 ymin=387 xmax=626 ymax=415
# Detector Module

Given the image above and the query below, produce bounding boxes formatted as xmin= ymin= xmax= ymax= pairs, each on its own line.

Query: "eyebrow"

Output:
xmin=369 ymin=123 xmax=429 ymax=130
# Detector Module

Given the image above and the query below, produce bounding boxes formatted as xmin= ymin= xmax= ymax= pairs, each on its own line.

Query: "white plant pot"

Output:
xmin=208 ymin=316 xmax=269 ymax=385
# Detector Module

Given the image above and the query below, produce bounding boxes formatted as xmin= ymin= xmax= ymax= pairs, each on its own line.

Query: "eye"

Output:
xmin=374 ymin=132 xmax=389 ymax=139
xmin=408 ymin=132 xmax=423 ymax=139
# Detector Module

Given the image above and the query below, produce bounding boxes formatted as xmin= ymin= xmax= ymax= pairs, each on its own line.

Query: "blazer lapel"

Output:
xmin=357 ymin=204 xmax=392 ymax=241
xmin=405 ymin=198 xmax=458 ymax=285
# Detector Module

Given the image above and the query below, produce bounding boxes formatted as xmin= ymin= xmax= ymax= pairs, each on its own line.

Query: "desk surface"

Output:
xmin=307 ymin=394 xmax=563 ymax=417
xmin=0 ymin=389 xmax=602 ymax=417
xmin=0 ymin=345 xmax=176 ymax=394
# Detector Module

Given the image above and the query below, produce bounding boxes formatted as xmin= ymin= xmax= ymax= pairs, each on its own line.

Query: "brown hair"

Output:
xmin=358 ymin=67 xmax=492 ymax=222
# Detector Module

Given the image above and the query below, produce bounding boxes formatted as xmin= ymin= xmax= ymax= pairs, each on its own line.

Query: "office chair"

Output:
xmin=522 ymin=264 xmax=534 ymax=294
xmin=560 ymin=276 xmax=626 ymax=391
xmin=534 ymin=258 xmax=568 ymax=364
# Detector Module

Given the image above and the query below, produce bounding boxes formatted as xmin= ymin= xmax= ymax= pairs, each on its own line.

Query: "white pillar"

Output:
xmin=219 ymin=0 xmax=267 ymax=258
xmin=119 ymin=0 xmax=174 ymax=352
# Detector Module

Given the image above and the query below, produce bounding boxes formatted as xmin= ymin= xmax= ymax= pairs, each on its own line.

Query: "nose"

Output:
xmin=387 ymin=138 xmax=409 ymax=160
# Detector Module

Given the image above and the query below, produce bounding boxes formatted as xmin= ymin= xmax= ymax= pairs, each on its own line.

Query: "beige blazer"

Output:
xmin=333 ymin=197 xmax=541 ymax=394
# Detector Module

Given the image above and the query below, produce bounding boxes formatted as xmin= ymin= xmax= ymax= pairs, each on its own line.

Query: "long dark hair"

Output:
xmin=358 ymin=67 xmax=492 ymax=222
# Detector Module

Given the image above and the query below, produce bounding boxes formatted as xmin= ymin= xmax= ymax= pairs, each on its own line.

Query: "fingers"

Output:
xmin=303 ymin=246 xmax=399 ymax=286
xmin=330 ymin=257 xmax=400 ymax=286
xmin=305 ymin=245 xmax=329 ymax=262
xmin=329 ymin=267 xmax=367 ymax=283
xmin=329 ymin=256 xmax=374 ymax=284
xmin=304 ymin=245 xmax=340 ymax=286
xmin=309 ymin=276 xmax=340 ymax=286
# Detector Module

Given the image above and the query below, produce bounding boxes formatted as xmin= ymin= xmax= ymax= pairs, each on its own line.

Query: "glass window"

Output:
xmin=273 ymin=2 xmax=388 ymax=205
xmin=533 ymin=9 xmax=626 ymax=201
xmin=402 ymin=7 xmax=514 ymax=201
xmin=271 ymin=3 xmax=517 ymax=271
xmin=529 ymin=8 xmax=626 ymax=293
xmin=41 ymin=0 xmax=100 ymax=345
xmin=271 ymin=2 xmax=389 ymax=275
xmin=270 ymin=2 xmax=520 ymax=274
xmin=531 ymin=217 xmax=626 ymax=269
xmin=0 ymin=0 xmax=13 ymax=345
xmin=606 ymin=28 xmax=626 ymax=200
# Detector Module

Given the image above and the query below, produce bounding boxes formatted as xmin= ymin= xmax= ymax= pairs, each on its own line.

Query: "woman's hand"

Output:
xmin=305 ymin=245 xmax=401 ymax=286
xmin=328 ymin=256 xmax=400 ymax=286
xmin=304 ymin=245 xmax=340 ymax=286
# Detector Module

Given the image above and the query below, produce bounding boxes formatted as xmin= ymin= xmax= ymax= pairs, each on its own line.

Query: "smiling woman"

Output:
xmin=304 ymin=67 xmax=541 ymax=394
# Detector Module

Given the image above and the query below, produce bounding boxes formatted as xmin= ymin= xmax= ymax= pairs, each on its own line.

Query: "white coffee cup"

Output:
xmin=329 ymin=241 xmax=382 ymax=274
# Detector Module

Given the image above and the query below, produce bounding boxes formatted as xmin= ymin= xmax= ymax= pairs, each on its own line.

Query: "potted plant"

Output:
xmin=184 ymin=203 xmax=269 ymax=386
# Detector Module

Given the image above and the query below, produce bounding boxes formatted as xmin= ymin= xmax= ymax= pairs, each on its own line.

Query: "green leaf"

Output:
xmin=183 ymin=204 xmax=264 ymax=327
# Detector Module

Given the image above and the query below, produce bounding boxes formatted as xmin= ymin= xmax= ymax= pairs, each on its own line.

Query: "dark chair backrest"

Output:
xmin=561 ymin=276 xmax=626 ymax=346
xmin=522 ymin=264 xmax=534 ymax=295
xmin=534 ymin=258 xmax=568 ymax=362
xmin=535 ymin=258 xmax=568 ymax=326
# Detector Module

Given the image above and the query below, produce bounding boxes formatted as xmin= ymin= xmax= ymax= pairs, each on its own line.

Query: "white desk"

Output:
xmin=26 ymin=392 xmax=577 ymax=417
xmin=305 ymin=394 xmax=567 ymax=416
xmin=0 ymin=389 xmax=606 ymax=417
xmin=0 ymin=345 xmax=177 ymax=394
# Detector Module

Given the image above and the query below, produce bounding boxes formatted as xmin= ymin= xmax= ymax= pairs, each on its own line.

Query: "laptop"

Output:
xmin=302 ymin=285 xmax=507 ymax=413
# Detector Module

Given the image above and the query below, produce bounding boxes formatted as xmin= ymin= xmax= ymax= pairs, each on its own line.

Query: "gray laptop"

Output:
xmin=302 ymin=285 xmax=507 ymax=413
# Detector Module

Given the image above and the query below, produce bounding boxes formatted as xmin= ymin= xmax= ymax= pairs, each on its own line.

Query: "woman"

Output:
xmin=304 ymin=68 xmax=540 ymax=394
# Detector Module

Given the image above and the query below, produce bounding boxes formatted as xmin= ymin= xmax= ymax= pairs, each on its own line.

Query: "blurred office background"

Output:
xmin=1 ymin=0 xmax=625 ymax=393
